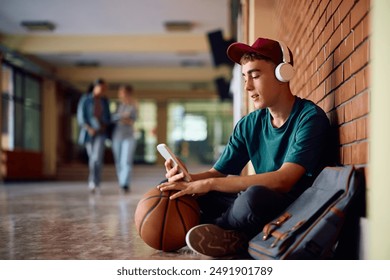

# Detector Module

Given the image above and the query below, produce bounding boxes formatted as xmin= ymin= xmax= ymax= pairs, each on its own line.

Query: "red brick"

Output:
xmin=365 ymin=11 xmax=371 ymax=36
xmin=320 ymin=0 xmax=331 ymax=18
xmin=335 ymin=32 xmax=354 ymax=65
xmin=338 ymin=0 xmax=354 ymax=22
xmin=335 ymin=87 xmax=341 ymax=106
xmin=334 ymin=65 xmax=344 ymax=88
xmin=318 ymin=84 xmax=326 ymax=103
xmin=313 ymin=6 xmax=322 ymax=34
xmin=324 ymin=75 xmax=333 ymax=95
xmin=314 ymin=36 xmax=321 ymax=54
xmin=356 ymin=118 xmax=367 ymax=140
xmin=365 ymin=64 xmax=371 ymax=87
xmin=325 ymin=0 xmax=333 ymax=23
xmin=350 ymin=39 xmax=369 ymax=74
xmin=351 ymin=91 xmax=370 ymax=119
xmin=330 ymin=24 xmax=342 ymax=53
xmin=331 ymin=0 xmax=343 ymax=14
xmin=323 ymin=91 xmax=335 ymax=113
xmin=341 ymin=145 xmax=352 ymax=164
xmin=354 ymin=14 xmax=370 ymax=47
xmin=343 ymin=57 xmax=352 ymax=79
xmin=351 ymin=141 xmax=369 ymax=164
xmin=333 ymin=5 xmax=341 ymax=27
xmin=319 ymin=55 xmax=334 ymax=82
xmin=336 ymin=106 xmax=345 ymax=124
xmin=306 ymin=59 xmax=313 ymax=78
xmin=311 ymin=71 xmax=320 ymax=93
xmin=351 ymin=0 xmax=370 ymax=28
xmin=323 ymin=20 xmax=334 ymax=44
xmin=331 ymin=0 xmax=343 ymax=25
xmin=338 ymin=77 xmax=356 ymax=105
xmin=316 ymin=47 xmax=326 ymax=67
xmin=355 ymin=67 xmax=368 ymax=94
xmin=344 ymin=101 xmax=353 ymax=123
xmin=354 ymin=20 xmax=364 ymax=47
xmin=339 ymin=120 xmax=356 ymax=144
xmin=356 ymin=116 xmax=368 ymax=140
xmin=341 ymin=14 xmax=351 ymax=39
xmin=365 ymin=115 xmax=370 ymax=138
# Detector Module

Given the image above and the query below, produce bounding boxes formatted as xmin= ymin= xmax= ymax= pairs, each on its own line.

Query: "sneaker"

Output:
xmin=121 ymin=185 xmax=130 ymax=193
xmin=88 ymin=182 xmax=97 ymax=193
xmin=185 ymin=224 xmax=247 ymax=258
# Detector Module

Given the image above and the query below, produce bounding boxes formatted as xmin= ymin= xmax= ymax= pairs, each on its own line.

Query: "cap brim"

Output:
xmin=226 ymin=42 xmax=254 ymax=64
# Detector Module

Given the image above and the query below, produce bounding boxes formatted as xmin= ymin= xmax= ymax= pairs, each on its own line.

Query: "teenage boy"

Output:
xmin=158 ymin=38 xmax=331 ymax=258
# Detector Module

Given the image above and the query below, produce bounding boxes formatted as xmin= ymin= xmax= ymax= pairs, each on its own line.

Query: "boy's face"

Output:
xmin=241 ymin=59 xmax=281 ymax=110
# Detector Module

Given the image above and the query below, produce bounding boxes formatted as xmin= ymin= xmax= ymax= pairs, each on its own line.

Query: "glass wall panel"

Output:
xmin=1 ymin=64 xmax=14 ymax=149
xmin=14 ymin=102 xmax=23 ymax=148
xmin=134 ymin=101 xmax=157 ymax=163
xmin=14 ymin=72 xmax=23 ymax=99
xmin=167 ymin=100 xmax=233 ymax=165
xmin=23 ymin=76 xmax=41 ymax=151
xmin=23 ymin=106 xmax=41 ymax=151
xmin=1 ymin=65 xmax=41 ymax=152
xmin=24 ymin=76 xmax=40 ymax=106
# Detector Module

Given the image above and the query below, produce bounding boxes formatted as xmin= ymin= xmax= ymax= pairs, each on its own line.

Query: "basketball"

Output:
xmin=134 ymin=187 xmax=200 ymax=251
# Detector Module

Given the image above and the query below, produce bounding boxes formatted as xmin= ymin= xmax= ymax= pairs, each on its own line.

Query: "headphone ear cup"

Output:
xmin=275 ymin=63 xmax=295 ymax=82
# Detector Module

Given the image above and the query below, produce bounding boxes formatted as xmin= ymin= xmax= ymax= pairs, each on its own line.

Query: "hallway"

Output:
xmin=0 ymin=164 xmax=212 ymax=260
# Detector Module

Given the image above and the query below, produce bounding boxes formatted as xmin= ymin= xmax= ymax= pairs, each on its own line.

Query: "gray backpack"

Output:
xmin=248 ymin=165 xmax=365 ymax=259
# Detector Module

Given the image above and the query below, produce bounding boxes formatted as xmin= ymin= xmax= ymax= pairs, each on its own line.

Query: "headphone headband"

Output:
xmin=278 ymin=41 xmax=291 ymax=64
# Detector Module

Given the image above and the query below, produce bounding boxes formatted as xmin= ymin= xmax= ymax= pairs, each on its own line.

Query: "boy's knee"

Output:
xmin=228 ymin=186 xmax=268 ymax=222
xmin=233 ymin=185 xmax=291 ymax=225
xmin=239 ymin=185 xmax=271 ymax=206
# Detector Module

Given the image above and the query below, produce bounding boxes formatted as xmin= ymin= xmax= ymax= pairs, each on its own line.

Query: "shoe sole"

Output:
xmin=185 ymin=224 xmax=245 ymax=258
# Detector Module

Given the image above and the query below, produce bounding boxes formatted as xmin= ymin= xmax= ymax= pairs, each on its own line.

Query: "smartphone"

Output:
xmin=157 ymin=143 xmax=192 ymax=182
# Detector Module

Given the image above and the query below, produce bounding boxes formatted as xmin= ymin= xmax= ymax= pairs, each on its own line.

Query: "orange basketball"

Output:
xmin=134 ymin=187 xmax=200 ymax=251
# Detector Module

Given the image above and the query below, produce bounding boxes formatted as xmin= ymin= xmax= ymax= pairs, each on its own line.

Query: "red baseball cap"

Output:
xmin=226 ymin=37 xmax=293 ymax=66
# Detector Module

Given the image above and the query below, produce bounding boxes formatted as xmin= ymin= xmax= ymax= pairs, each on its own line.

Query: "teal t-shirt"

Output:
xmin=214 ymin=97 xmax=330 ymax=191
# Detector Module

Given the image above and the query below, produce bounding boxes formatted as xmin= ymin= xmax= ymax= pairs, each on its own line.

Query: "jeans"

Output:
xmin=112 ymin=136 xmax=136 ymax=188
xmin=197 ymin=186 xmax=294 ymax=238
xmin=85 ymin=134 xmax=106 ymax=186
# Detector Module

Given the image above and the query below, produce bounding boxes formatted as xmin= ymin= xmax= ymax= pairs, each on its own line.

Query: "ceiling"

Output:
xmin=0 ymin=0 xmax=236 ymax=94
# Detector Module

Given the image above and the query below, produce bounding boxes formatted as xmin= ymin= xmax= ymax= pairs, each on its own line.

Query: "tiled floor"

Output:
xmin=0 ymin=164 xmax=214 ymax=260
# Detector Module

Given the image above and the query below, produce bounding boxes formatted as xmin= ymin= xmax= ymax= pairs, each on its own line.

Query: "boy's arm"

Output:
xmin=208 ymin=162 xmax=305 ymax=193
xmin=159 ymin=162 xmax=305 ymax=199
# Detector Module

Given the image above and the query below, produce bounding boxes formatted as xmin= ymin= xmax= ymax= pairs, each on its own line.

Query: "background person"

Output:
xmin=77 ymin=78 xmax=111 ymax=192
xmin=111 ymin=85 xmax=138 ymax=192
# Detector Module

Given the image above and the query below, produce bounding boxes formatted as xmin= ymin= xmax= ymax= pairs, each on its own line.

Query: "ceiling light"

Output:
xmin=181 ymin=60 xmax=204 ymax=67
xmin=75 ymin=61 xmax=100 ymax=67
xmin=21 ymin=20 xmax=56 ymax=32
xmin=164 ymin=21 xmax=193 ymax=32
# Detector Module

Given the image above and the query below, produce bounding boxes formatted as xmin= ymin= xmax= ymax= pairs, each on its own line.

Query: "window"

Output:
xmin=1 ymin=64 xmax=14 ymax=150
xmin=1 ymin=64 xmax=41 ymax=152
xmin=167 ymin=101 xmax=233 ymax=164
xmin=183 ymin=114 xmax=207 ymax=141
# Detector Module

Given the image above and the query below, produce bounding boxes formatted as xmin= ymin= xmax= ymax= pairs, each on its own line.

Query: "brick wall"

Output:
xmin=274 ymin=0 xmax=370 ymax=167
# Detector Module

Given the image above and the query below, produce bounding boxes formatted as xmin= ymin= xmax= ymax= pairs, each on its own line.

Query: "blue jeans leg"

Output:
xmin=113 ymin=137 xmax=136 ymax=187
xmin=199 ymin=186 xmax=294 ymax=238
xmin=111 ymin=136 xmax=121 ymax=184
xmin=85 ymin=135 xmax=105 ymax=186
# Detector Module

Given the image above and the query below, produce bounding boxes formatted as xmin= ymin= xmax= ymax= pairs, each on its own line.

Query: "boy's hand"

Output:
xmin=164 ymin=159 xmax=188 ymax=182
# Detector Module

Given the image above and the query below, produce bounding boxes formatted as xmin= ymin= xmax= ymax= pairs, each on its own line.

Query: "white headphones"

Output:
xmin=275 ymin=41 xmax=295 ymax=82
